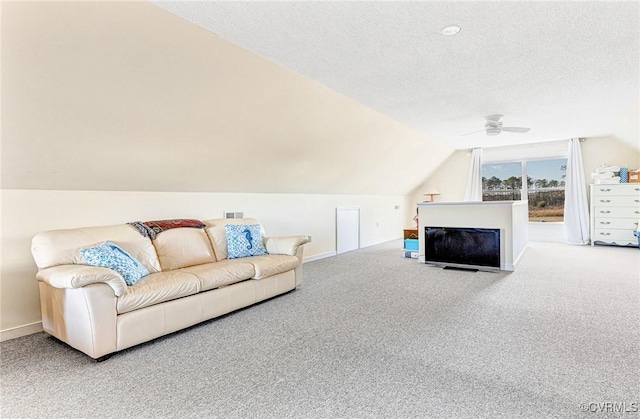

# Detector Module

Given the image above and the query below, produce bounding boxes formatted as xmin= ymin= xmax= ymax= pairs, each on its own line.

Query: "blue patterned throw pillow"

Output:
xmin=225 ymin=224 xmax=268 ymax=259
xmin=80 ymin=241 xmax=149 ymax=286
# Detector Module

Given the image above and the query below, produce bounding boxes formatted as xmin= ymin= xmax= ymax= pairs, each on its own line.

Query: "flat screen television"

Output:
xmin=424 ymin=227 xmax=501 ymax=271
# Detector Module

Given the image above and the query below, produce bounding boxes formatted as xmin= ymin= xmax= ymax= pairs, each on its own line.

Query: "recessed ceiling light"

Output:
xmin=442 ymin=25 xmax=461 ymax=36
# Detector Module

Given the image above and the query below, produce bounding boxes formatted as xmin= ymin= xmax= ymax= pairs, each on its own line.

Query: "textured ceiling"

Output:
xmin=152 ymin=0 xmax=639 ymax=150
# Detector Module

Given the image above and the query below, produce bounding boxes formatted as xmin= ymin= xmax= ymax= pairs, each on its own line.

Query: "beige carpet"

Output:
xmin=1 ymin=240 xmax=638 ymax=418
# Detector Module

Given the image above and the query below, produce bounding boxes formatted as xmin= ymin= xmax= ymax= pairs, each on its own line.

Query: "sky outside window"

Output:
xmin=528 ymin=159 xmax=567 ymax=183
xmin=482 ymin=159 xmax=567 ymax=184
xmin=482 ymin=162 xmax=522 ymax=181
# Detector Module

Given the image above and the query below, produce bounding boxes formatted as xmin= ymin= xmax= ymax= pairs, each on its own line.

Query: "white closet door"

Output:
xmin=336 ymin=207 xmax=360 ymax=254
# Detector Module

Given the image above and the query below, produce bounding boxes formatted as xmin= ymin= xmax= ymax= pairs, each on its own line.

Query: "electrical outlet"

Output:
xmin=308 ymin=235 xmax=312 ymax=242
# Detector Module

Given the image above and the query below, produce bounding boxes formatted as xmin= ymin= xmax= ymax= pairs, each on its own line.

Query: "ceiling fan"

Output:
xmin=462 ymin=114 xmax=531 ymax=136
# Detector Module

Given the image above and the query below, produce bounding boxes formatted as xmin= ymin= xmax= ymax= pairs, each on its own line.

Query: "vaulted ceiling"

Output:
xmin=2 ymin=1 xmax=638 ymax=197
xmin=153 ymin=1 xmax=640 ymax=150
xmin=1 ymin=1 xmax=452 ymax=195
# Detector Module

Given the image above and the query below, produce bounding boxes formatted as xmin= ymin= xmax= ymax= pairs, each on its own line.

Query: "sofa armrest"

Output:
xmin=264 ymin=235 xmax=311 ymax=256
xmin=36 ymin=265 xmax=128 ymax=297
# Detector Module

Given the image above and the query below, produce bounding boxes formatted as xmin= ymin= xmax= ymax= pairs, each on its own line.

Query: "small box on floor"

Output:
xmin=404 ymin=239 xmax=419 ymax=251
xmin=403 ymin=250 xmax=419 ymax=258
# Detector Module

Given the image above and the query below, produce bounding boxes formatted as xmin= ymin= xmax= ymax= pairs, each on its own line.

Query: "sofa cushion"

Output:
xmin=203 ymin=218 xmax=262 ymax=261
xmin=245 ymin=254 xmax=300 ymax=280
xmin=117 ymin=271 xmax=201 ymax=314
xmin=225 ymin=224 xmax=268 ymax=259
xmin=80 ymin=241 xmax=149 ymax=286
xmin=153 ymin=228 xmax=216 ymax=271
xmin=178 ymin=260 xmax=256 ymax=292
xmin=31 ymin=224 xmax=161 ymax=273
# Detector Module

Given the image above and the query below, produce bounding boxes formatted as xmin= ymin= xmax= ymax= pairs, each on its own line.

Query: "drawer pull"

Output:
xmin=599 ymin=199 xmax=611 ymax=203
xmin=599 ymin=210 xmax=611 ymax=214
xmin=599 ymin=232 xmax=611 ymax=236
xmin=635 ymin=199 xmax=640 ymax=203
xmin=599 ymin=221 xmax=610 ymax=225
xmin=599 ymin=188 xmax=611 ymax=192
xmin=635 ymin=188 xmax=640 ymax=191
xmin=636 ymin=211 xmax=640 ymax=215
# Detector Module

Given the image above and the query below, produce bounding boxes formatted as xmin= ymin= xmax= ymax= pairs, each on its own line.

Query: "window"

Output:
xmin=482 ymin=162 xmax=523 ymax=201
xmin=482 ymin=158 xmax=567 ymax=222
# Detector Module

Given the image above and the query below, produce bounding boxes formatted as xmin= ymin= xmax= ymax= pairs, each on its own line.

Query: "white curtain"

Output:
xmin=564 ymin=138 xmax=590 ymax=244
xmin=464 ymin=148 xmax=483 ymax=201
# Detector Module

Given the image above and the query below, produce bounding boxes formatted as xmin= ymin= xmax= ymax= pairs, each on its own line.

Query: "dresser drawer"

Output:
xmin=593 ymin=206 xmax=640 ymax=218
xmin=592 ymin=185 xmax=640 ymax=196
xmin=592 ymin=228 xmax=637 ymax=245
xmin=594 ymin=218 xmax=640 ymax=230
xmin=592 ymin=195 xmax=640 ymax=206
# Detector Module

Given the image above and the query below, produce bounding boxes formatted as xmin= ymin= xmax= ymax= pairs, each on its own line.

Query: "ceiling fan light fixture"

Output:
xmin=460 ymin=115 xmax=530 ymax=137
xmin=441 ymin=25 xmax=461 ymax=36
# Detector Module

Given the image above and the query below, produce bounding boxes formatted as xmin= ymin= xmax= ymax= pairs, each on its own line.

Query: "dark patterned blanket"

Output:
xmin=128 ymin=219 xmax=206 ymax=240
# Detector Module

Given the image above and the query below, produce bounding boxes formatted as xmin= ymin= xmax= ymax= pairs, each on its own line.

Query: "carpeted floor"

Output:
xmin=1 ymin=240 xmax=638 ymax=418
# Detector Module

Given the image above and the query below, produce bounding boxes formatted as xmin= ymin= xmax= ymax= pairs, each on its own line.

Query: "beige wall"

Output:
xmin=581 ymin=136 xmax=640 ymax=184
xmin=406 ymin=150 xmax=470 ymax=224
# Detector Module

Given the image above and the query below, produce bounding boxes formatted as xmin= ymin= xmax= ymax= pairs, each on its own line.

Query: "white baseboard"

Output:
xmin=512 ymin=245 xmax=528 ymax=270
xmin=501 ymin=263 xmax=515 ymax=272
xmin=303 ymin=251 xmax=336 ymax=263
xmin=1 ymin=321 xmax=43 ymax=342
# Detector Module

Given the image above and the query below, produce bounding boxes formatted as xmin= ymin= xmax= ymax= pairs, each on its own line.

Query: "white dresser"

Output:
xmin=590 ymin=184 xmax=640 ymax=246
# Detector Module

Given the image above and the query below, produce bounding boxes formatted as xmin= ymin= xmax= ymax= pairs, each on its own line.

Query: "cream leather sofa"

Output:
xmin=31 ymin=218 xmax=310 ymax=360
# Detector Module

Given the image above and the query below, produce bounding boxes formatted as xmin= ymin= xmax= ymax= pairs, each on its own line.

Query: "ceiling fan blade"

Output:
xmin=460 ymin=129 xmax=486 ymax=136
xmin=501 ymin=127 xmax=530 ymax=133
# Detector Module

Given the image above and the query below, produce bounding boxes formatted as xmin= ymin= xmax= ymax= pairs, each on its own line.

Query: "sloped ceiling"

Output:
xmin=1 ymin=1 xmax=452 ymax=195
xmin=3 ymin=1 xmax=638 ymax=197
xmin=152 ymin=0 xmax=640 ymax=150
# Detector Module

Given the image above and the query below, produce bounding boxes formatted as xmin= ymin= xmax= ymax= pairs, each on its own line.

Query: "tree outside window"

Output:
xmin=482 ymin=158 xmax=567 ymax=222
